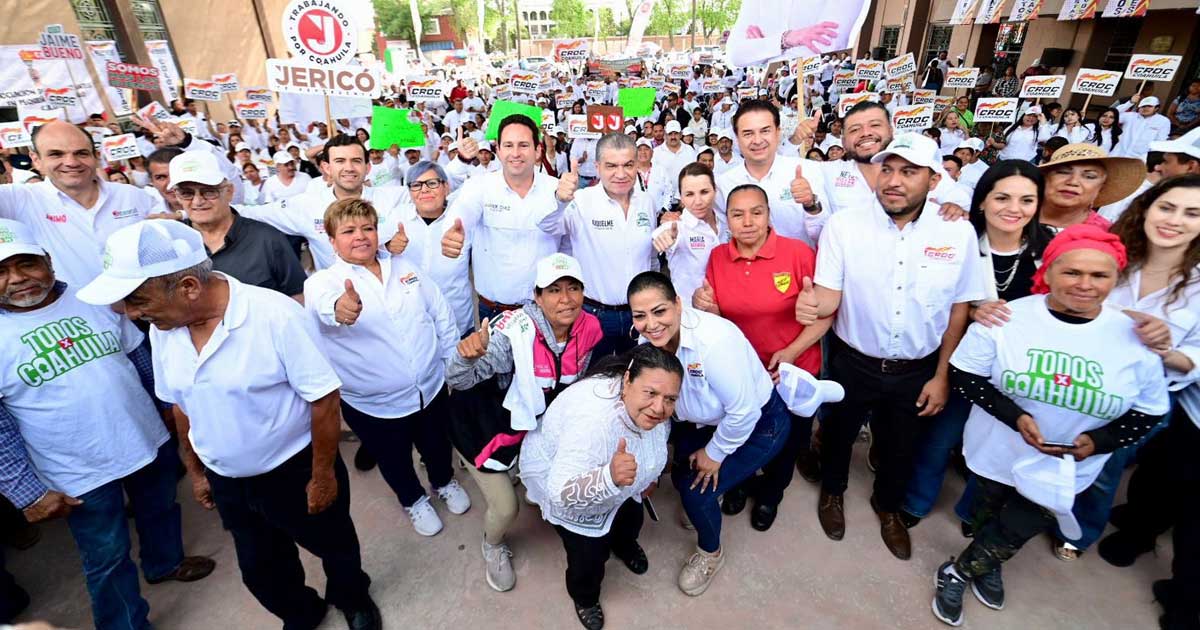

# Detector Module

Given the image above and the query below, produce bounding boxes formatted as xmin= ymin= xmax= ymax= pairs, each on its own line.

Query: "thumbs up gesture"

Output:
xmin=456 ymin=317 xmax=491 ymax=359
xmin=335 ymin=279 xmax=362 ymax=326
xmin=794 ymin=276 xmax=820 ymax=325
xmin=692 ymin=278 xmax=720 ymax=315
xmin=610 ymin=438 xmax=638 ymax=487
xmin=557 ymin=158 xmax=581 ymax=203
xmin=790 ymin=163 xmax=815 ymax=208
xmin=386 ymin=222 xmax=409 ymax=256
xmin=442 ymin=218 xmax=466 ymax=258
xmin=458 ymin=135 xmax=480 ymax=162
xmin=652 ymin=221 xmax=679 ymax=253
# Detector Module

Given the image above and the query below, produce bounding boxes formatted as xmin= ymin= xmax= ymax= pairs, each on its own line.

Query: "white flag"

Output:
xmin=625 ymin=0 xmax=655 ymax=56
xmin=410 ymin=0 xmax=425 ymax=64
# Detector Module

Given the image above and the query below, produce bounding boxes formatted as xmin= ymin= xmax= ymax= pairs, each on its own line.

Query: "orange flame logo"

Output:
xmin=18 ymin=50 xmax=38 ymax=62
xmin=213 ymin=74 xmax=235 ymax=83
xmin=408 ymin=79 xmax=439 ymax=88
xmin=106 ymin=136 xmax=134 ymax=147
xmin=0 ymin=126 xmax=23 ymax=135
xmin=1131 ymin=57 xmax=1171 ymax=67
xmin=947 ymin=68 xmax=974 ymax=78
xmin=896 ymin=106 xmax=927 ymax=117
xmin=512 ymin=73 xmax=536 ymax=82
xmin=1025 ymin=77 xmax=1058 ymax=86
xmin=1078 ymin=72 xmax=1117 ymax=81
xmin=188 ymin=81 xmax=215 ymax=89
xmin=556 ymin=40 xmax=586 ymax=50
xmin=978 ymin=100 xmax=1014 ymax=110
xmin=44 ymin=87 xmax=71 ymax=96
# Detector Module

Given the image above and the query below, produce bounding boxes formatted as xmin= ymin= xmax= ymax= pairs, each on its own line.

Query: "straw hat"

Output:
xmin=1037 ymin=143 xmax=1146 ymax=208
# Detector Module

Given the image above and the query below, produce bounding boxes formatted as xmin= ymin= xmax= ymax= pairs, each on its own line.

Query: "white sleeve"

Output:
xmin=442 ymin=176 xmax=485 ymax=234
xmin=813 ymin=213 xmax=846 ymax=290
xmin=704 ymin=335 xmax=769 ymax=463
xmin=545 ymin=415 xmax=621 ymax=511
xmin=304 ymin=272 xmax=344 ymax=328
xmin=235 ymin=198 xmax=307 ymax=236
xmin=952 ymin=231 xmax=988 ymax=303
xmin=949 ymin=322 xmax=997 ymax=377
xmin=273 ymin=305 xmax=343 ymax=402
xmin=418 ymin=271 xmax=460 ymax=362
xmin=0 ymin=185 xmax=34 ymax=221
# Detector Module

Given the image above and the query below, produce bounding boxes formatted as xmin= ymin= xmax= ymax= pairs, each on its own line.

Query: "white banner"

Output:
xmin=944 ymin=67 xmax=981 ymax=89
xmin=949 ymin=0 xmax=982 ymax=24
xmin=101 ymin=133 xmax=140 ymax=161
xmin=977 ymin=0 xmax=1009 ymax=23
xmin=625 ymin=0 xmax=655 ymax=56
xmin=892 ymin=104 xmax=935 ymax=132
xmin=85 ymin=41 xmax=131 ymax=115
xmin=1071 ymin=69 xmax=1122 ymax=96
xmin=1125 ymin=54 xmax=1182 ymax=82
xmin=1057 ymin=0 xmax=1097 ymax=20
xmin=1008 ymin=0 xmax=1043 ymax=21
xmin=885 ymin=53 xmax=916 ymax=79
xmin=405 ymin=76 xmax=444 ymax=102
xmin=1020 ymin=74 xmax=1066 ymax=98
xmin=0 ymin=45 xmax=103 ymax=123
xmin=1102 ymin=0 xmax=1148 ymax=16
xmin=727 ymin=0 xmax=873 ymax=67
xmin=144 ymin=40 xmax=181 ymax=102
xmin=277 ymin=92 xmax=372 ymax=125
xmin=974 ymin=97 xmax=1019 ymax=123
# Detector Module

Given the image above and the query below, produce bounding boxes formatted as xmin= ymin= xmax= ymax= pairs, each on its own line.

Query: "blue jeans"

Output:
xmin=581 ymin=303 xmax=636 ymax=358
xmin=66 ymin=439 xmax=184 ymax=630
xmin=671 ymin=390 xmax=791 ymax=552
xmin=901 ymin=393 xmax=972 ymax=518
xmin=1059 ymin=403 xmax=1174 ymax=549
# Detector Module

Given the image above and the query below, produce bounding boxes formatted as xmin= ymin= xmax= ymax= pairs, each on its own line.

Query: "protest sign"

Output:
xmin=701 ymin=77 xmax=723 ymax=94
xmin=1020 ymin=74 xmax=1066 ymax=98
xmin=567 ymin=114 xmax=599 ymax=139
xmin=405 ymin=76 xmax=444 ymax=102
xmin=487 ymin=100 xmax=542 ymax=140
xmin=213 ymin=73 xmax=239 ymax=93
xmin=974 ymin=97 xmax=1019 ymax=124
xmin=266 ymin=59 xmax=382 ymax=99
xmin=553 ymin=39 xmax=590 ymax=62
xmin=838 ymin=92 xmax=878 ymax=118
xmin=855 ymin=60 xmax=885 ymax=82
xmin=933 ymin=95 xmax=955 ymax=113
xmin=669 ymin=64 xmax=692 ymax=80
xmin=244 ymin=87 xmax=274 ymax=103
xmin=587 ymin=105 xmax=624 ymax=134
xmin=1125 ymin=54 xmax=1182 ymax=82
xmin=885 ymin=53 xmax=916 ymax=79
xmin=886 ymin=75 xmax=915 ymax=93
xmin=282 ymin=0 xmax=358 ymax=65
xmin=800 ymin=56 xmax=822 ymax=77
xmin=913 ymin=89 xmax=936 ymax=104
xmin=509 ymin=72 xmax=542 ymax=94
xmin=0 ymin=123 xmax=31 ymax=149
xmin=618 ymin=88 xmax=655 ymax=118
xmin=137 ymin=101 xmax=171 ymax=121
xmin=233 ymin=100 xmax=268 ymax=120
xmin=1103 ymin=0 xmax=1149 ymax=17
xmin=369 ymin=106 xmax=425 ymax=149
xmin=101 ymin=133 xmax=140 ymax=162
xmin=106 ymin=61 xmax=159 ymax=91
xmin=944 ymin=67 xmax=980 ymax=89
xmin=43 ymin=88 xmax=78 ymax=109
xmin=891 ymin=104 xmax=934 ymax=132
xmin=184 ymin=78 xmax=222 ymax=101
xmin=1071 ymin=69 xmax=1122 ymax=96
xmin=833 ymin=70 xmax=857 ymax=90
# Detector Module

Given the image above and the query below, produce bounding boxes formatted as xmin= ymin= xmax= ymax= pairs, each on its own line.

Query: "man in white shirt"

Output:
xmin=711 ymin=98 xmax=737 ymax=131
xmin=796 ymin=133 xmax=985 ymax=560
xmin=652 ymin=121 xmax=699 ymax=203
xmin=711 ymin=128 xmax=745 ymax=177
xmin=715 ymin=100 xmax=828 ymax=248
xmin=0 ymin=121 xmax=156 ymax=286
xmin=78 ymin=220 xmax=382 ymax=630
xmin=179 ymin=99 xmax=216 ymax=141
xmin=953 ymin=138 xmax=988 ymax=194
xmin=539 ymin=133 xmax=657 ymax=357
xmin=0 ymin=219 xmax=214 ymax=630
xmin=442 ymin=99 xmax=467 ymax=137
xmin=570 ymin=135 xmax=600 ymax=188
xmin=261 ymin=151 xmax=313 ymax=202
xmin=463 ymin=89 xmax=486 ymax=113
xmin=1115 ymin=95 xmax=1172 ymax=161
xmin=441 ymin=116 xmax=563 ymax=322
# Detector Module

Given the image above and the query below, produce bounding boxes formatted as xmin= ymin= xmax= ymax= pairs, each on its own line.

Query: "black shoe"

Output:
xmin=899 ymin=510 xmax=922 ymax=529
xmin=1154 ymin=579 xmax=1174 ymax=610
xmin=342 ymin=598 xmax=382 ymax=630
xmin=796 ymin=449 xmax=822 ymax=483
xmin=574 ymin=602 xmax=605 ymax=630
xmin=612 ymin=542 xmax=648 ymax=575
xmin=932 ymin=560 xmax=967 ymax=626
xmin=1109 ymin=503 xmax=1132 ymax=530
xmin=1098 ymin=531 xmax=1155 ymax=567
xmin=354 ymin=445 xmax=377 ymax=472
xmin=1160 ymin=607 xmax=1200 ymax=630
xmin=750 ymin=503 xmax=778 ymax=531
xmin=721 ymin=487 xmax=747 ymax=516
xmin=960 ymin=521 xmax=975 ymax=538
xmin=971 ymin=565 xmax=1005 ymax=610
xmin=0 ymin=581 xmax=29 ymax=624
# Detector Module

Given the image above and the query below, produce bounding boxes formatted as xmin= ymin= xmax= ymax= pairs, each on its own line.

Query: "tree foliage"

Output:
xmin=550 ymin=0 xmax=591 ymax=37
xmin=696 ymin=0 xmax=741 ymax=38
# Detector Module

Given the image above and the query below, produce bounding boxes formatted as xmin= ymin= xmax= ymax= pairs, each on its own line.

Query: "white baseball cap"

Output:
xmin=272 ymin=150 xmax=296 ymax=165
xmin=664 ymin=120 xmax=682 ymax=134
xmin=775 ymin=363 xmax=845 ymax=418
xmin=1139 ymin=96 xmax=1161 ymax=108
xmin=551 ymin=125 xmax=564 ymax=135
xmin=167 ymin=151 xmax=226 ymax=190
xmin=478 ymin=141 xmax=493 ymax=153
xmin=715 ymin=128 xmax=734 ymax=141
xmin=624 ymin=125 xmax=636 ymax=134
xmin=534 ymin=253 xmax=584 ymax=289
xmin=1150 ymin=127 xmax=1200 ymax=160
xmin=0 ymin=219 xmax=46 ymax=263
xmin=1025 ymin=105 xmax=1042 ymax=115
xmin=77 ymin=220 xmax=209 ymax=305
xmin=955 ymin=138 xmax=985 ymax=152
xmin=635 ymin=138 xmax=654 ymax=149
xmin=234 ymin=142 xmax=250 ymax=152
xmin=871 ymin=133 xmax=941 ymax=171
xmin=1011 ymin=453 xmax=1082 ymax=540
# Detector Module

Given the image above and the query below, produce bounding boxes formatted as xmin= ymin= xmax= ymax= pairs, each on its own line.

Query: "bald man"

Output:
xmin=0 ymin=121 xmax=157 ymax=285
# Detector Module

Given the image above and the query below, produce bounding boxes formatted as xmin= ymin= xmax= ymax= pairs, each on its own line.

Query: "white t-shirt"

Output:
xmin=0 ymin=289 xmax=167 ymax=497
xmin=952 ymin=295 xmax=1170 ymax=491
xmin=261 ymin=172 xmax=313 ymax=202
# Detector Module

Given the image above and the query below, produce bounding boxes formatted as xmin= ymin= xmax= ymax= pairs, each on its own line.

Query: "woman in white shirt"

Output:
xmin=992 ymin=107 xmax=1047 ymax=162
xmin=651 ymin=163 xmax=726 ymax=304
xmin=930 ymin=224 xmax=1170 ymax=627
xmin=303 ymin=198 xmax=471 ymax=539
xmin=1090 ymin=107 xmax=1123 ymax=155
xmin=1050 ymin=107 xmax=1095 ymax=145
xmin=520 ymin=345 xmax=682 ymax=630
xmin=938 ymin=112 xmax=968 ymax=156
xmin=627 ymin=271 xmax=792 ymax=597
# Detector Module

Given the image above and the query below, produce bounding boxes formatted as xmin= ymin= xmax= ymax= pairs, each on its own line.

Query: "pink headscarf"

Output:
xmin=1031 ymin=224 xmax=1127 ymax=295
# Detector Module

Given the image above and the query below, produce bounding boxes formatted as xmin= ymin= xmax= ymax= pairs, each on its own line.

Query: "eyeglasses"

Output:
xmin=407 ymin=179 xmax=445 ymax=191
xmin=175 ymin=186 xmax=224 ymax=200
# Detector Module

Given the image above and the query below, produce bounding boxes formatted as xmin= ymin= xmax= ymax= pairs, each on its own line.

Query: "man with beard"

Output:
xmin=795 ymin=133 xmax=984 ymax=560
xmin=798 ymin=102 xmax=971 ymax=242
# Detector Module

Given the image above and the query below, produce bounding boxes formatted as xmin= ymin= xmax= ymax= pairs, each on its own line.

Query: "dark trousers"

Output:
xmin=207 ymin=447 xmax=370 ymax=630
xmin=553 ymin=498 xmax=644 ymax=607
xmin=955 ymin=477 xmax=1056 ymax=579
xmin=340 ymin=391 xmax=454 ymax=507
xmin=1116 ymin=405 xmax=1200 ymax=609
xmin=820 ymin=337 xmax=937 ymax=511
xmin=582 ymin=303 xmax=636 ymax=358
xmin=732 ymin=413 xmax=813 ymax=507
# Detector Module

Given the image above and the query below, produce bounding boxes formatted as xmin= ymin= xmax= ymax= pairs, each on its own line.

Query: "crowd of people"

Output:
xmin=0 ymin=45 xmax=1198 ymax=630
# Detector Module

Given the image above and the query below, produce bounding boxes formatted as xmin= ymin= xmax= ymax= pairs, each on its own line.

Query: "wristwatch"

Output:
xmin=803 ymin=196 xmax=822 ymax=215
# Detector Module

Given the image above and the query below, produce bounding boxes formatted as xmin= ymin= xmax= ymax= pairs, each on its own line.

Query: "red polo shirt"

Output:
xmin=705 ymin=231 xmax=821 ymax=375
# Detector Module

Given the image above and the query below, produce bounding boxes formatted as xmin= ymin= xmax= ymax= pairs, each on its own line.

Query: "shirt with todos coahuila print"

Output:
xmin=0 ymin=288 xmax=167 ymax=497
xmin=951 ymin=294 xmax=1170 ymax=492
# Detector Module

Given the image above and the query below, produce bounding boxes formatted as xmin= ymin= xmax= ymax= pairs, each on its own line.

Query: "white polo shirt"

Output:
xmin=652 ymin=212 xmax=726 ymax=306
xmin=655 ymin=308 xmax=774 ymax=463
xmin=0 ymin=288 xmax=167 ymax=497
xmin=152 ymin=275 xmax=342 ymax=478
xmin=651 ymin=143 xmax=698 ymax=199
xmin=0 ymin=179 xmax=154 ymax=286
xmin=815 ymin=201 xmax=986 ymax=360
xmin=442 ymin=170 xmax=562 ymax=305
xmin=261 ymin=172 xmax=313 ymax=202
xmin=712 ymin=153 xmax=744 ymax=178
xmin=237 ymin=185 xmax=409 ymax=270
xmin=715 ymin=154 xmax=829 ymax=249
xmin=395 ymin=206 xmax=475 ymax=335
xmin=538 ymin=186 xmax=657 ymax=306
xmin=305 ymin=253 xmax=457 ymax=418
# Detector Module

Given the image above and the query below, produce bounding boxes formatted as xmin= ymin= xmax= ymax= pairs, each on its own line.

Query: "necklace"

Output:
xmin=993 ymin=243 xmax=1027 ymax=293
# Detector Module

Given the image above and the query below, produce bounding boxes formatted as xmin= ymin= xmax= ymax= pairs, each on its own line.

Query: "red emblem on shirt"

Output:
xmin=46 ymin=214 xmax=67 ymax=223
xmin=1053 ymin=374 xmax=1072 ymax=387
xmin=57 ymin=337 xmax=74 ymax=350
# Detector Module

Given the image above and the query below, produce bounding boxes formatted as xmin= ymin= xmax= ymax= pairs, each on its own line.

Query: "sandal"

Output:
xmin=612 ymin=543 xmax=649 ymax=575
xmin=574 ymin=602 xmax=604 ymax=630
xmin=147 ymin=555 xmax=216 ymax=584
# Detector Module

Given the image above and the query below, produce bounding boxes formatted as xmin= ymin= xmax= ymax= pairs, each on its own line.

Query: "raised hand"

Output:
xmin=457 ymin=317 xmax=491 ymax=360
xmin=458 ymin=136 xmax=480 ymax=161
xmin=442 ymin=218 xmax=466 ymax=258
xmin=790 ymin=163 xmax=815 ymax=207
xmin=692 ymin=279 xmax=720 ymax=314
xmin=557 ymin=158 xmax=580 ymax=203
xmin=386 ymin=222 xmax=409 ymax=255
xmin=652 ymin=221 xmax=679 ymax=254
xmin=794 ymin=277 xmax=819 ymax=325
xmin=610 ymin=438 xmax=638 ymax=487
xmin=335 ymin=279 xmax=362 ymax=326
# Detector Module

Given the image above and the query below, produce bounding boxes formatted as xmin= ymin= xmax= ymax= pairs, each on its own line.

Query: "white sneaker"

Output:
xmin=405 ymin=495 xmax=443 ymax=536
xmin=436 ymin=479 xmax=472 ymax=515
xmin=678 ymin=548 xmax=725 ymax=596
xmin=482 ymin=538 xmax=516 ymax=592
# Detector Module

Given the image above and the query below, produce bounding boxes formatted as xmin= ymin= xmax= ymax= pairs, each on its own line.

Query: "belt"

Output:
xmin=834 ymin=336 xmax=937 ymax=375
xmin=478 ymin=295 xmax=524 ymax=312
xmin=584 ymin=297 xmax=629 ymax=311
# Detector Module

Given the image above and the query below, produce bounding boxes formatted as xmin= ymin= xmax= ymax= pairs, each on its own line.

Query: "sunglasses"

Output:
xmin=175 ymin=186 xmax=224 ymax=200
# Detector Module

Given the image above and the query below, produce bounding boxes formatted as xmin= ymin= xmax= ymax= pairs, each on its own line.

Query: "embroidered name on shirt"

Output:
xmin=46 ymin=214 xmax=68 ymax=223
xmin=111 ymin=208 xmax=138 ymax=219
xmin=1000 ymin=349 xmax=1123 ymax=420
xmin=923 ymin=246 xmax=958 ymax=262
xmin=688 ymin=235 xmax=706 ymax=250
xmin=16 ymin=317 xmax=121 ymax=387
xmin=484 ymin=202 xmax=511 ymax=213
xmin=590 ymin=219 xmax=614 ymax=230
xmin=313 ymin=219 xmax=324 ymax=233
xmin=834 ymin=171 xmax=857 ymax=188
xmin=687 ymin=362 xmax=704 ymax=378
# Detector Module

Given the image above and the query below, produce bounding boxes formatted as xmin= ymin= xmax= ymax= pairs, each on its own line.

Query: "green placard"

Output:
xmin=617 ymin=87 xmax=656 ymax=118
xmin=369 ymin=107 xmax=426 ymax=150
xmin=486 ymin=100 xmax=543 ymax=141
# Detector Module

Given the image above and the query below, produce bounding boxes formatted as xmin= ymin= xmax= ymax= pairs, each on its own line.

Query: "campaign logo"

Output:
xmin=510 ymin=73 xmax=541 ymax=94
xmin=1126 ymin=55 xmax=1181 ymax=82
xmin=184 ymin=79 xmax=222 ymax=101
xmin=892 ymin=105 xmax=934 ymax=132
xmin=1000 ymin=349 xmax=1121 ymax=420
xmin=773 ymin=272 xmax=793 ymax=293
xmin=284 ymin=0 xmax=357 ymax=65
xmin=17 ymin=317 xmax=122 ymax=387
xmin=406 ymin=77 xmax=443 ymax=100
xmin=399 ymin=272 xmax=419 ymax=285
xmin=213 ymin=73 xmax=239 ymax=93
xmin=554 ymin=39 xmax=589 ymax=62
xmin=1020 ymin=75 xmax=1065 ymax=98
xmin=111 ymin=208 xmax=139 ymax=219
xmin=923 ymin=246 xmax=958 ymax=262
xmin=245 ymin=88 xmax=274 ymax=103
xmin=43 ymin=87 xmax=78 ymax=108
xmin=1071 ymin=70 xmax=1121 ymax=97
xmin=686 ymin=362 xmax=704 ymax=378
xmin=944 ymin=67 xmax=979 ymax=89
xmin=974 ymin=98 xmax=1018 ymax=123
xmin=45 ymin=214 xmax=68 ymax=223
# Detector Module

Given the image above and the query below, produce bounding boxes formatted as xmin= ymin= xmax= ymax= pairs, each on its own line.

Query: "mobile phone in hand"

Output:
xmin=643 ymin=497 xmax=660 ymax=522
xmin=1041 ymin=440 xmax=1076 ymax=449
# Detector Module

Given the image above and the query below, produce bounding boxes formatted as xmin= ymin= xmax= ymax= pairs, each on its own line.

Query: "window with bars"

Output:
xmin=879 ymin=26 xmax=901 ymax=59
xmin=69 ymin=0 xmax=122 ymax=49
xmin=1101 ymin=18 xmax=1143 ymax=72
xmin=130 ymin=0 xmax=170 ymax=42
xmin=924 ymin=24 xmax=954 ymax=66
